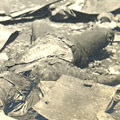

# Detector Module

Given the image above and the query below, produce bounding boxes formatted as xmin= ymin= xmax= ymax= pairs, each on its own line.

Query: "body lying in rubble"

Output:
xmin=0 ymin=25 xmax=119 ymax=119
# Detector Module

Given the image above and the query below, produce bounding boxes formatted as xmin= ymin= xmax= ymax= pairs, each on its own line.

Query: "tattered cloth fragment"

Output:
xmin=10 ymin=34 xmax=74 ymax=65
xmin=0 ymin=25 xmax=18 ymax=51
xmin=0 ymin=71 xmax=40 ymax=117
xmin=33 ymin=75 xmax=116 ymax=120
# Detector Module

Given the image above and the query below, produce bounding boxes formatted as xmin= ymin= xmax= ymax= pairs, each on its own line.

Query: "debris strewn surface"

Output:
xmin=0 ymin=0 xmax=120 ymax=120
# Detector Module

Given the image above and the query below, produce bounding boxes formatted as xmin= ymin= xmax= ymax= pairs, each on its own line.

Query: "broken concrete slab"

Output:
xmin=79 ymin=0 xmax=120 ymax=14
xmin=51 ymin=0 xmax=120 ymax=15
xmin=0 ymin=0 xmax=58 ymax=22
xmin=33 ymin=75 xmax=116 ymax=120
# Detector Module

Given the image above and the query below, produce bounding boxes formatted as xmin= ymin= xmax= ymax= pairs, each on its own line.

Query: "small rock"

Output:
xmin=108 ymin=65 xmax=120 ymax=75
xmin=111 ymin=49 xmax=116 ymax=53
xmin=96 ymin=21 xmax=117 ymax=29
xmin=97 ymin=111 xmax=115 ymax=120
xmin=0 ymin=53 xmax=8 ymax=61
xmin=114 ymin=34 xmax=120 ymax=42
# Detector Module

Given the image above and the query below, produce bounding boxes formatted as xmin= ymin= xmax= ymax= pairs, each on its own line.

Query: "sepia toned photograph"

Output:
xmin=0 ymin=0 xmax=120 ymax=120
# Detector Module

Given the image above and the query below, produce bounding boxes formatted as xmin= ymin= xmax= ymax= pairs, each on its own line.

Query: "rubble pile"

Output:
xmin=0 ymin=0 xmax=120 ymax=120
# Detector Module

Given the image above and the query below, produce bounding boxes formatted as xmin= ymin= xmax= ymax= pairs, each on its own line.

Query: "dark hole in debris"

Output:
xmin=100 ymin=17 xmax=111 ymax=23
xmin=89 ymin=49 xmax=113 ymax=62
xmin=23 ymin=70 xmax=32 ymax=77
xmin=106 ymin=101 xmax=118 ymax=114
xmin=45 ymin=101 xmax=49 ymax=105
xmin=112 ymin=8 xmax=120 ymax=15
xmin=116 ymin=90 xmax=120 ymax=94
xmin=36 ymin=114 xmax=48 ymax=120
xmin=114 ymin=27 xmax=120 ymax=33
xmin=50 ymin=10 xmax=97 ymax=23
xmin=83 ymin=84 xmax=92 ymax=87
